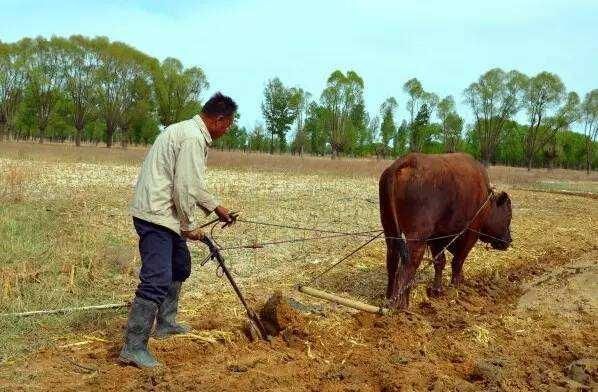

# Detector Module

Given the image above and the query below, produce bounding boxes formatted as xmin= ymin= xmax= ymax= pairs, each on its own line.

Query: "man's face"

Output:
xmin=207 ymin=115 xmax=234 ymax=139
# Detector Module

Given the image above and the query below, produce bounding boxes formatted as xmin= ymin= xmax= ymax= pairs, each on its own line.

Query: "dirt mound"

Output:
xmin=259 ymin=291 xmax=306 ymax=336
xmin=564 ymin=358 xmax=598 ymax=389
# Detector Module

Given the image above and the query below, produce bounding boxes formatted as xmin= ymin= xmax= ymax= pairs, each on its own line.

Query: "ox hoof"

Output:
xmin=450 ymin=276 xmax=463 ymax=287
xmin=390 ymin=293 xmax=410 ymax=310
xmin=426 ymin=285 xmax=444 ymax=298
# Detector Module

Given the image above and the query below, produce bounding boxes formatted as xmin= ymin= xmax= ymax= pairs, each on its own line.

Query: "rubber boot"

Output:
xmin=154 ymin=281 xmax=190 ymax=338
xmin=119 ymin=296 xmax=160 ymax=368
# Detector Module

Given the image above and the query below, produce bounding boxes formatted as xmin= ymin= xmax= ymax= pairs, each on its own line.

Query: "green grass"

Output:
xmin=0 ymin=196 xmax=135 ymax=363
xmin=531 ymin=180 xmax=598 ymax=193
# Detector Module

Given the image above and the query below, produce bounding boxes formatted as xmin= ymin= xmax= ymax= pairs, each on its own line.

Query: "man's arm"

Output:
xmin=173 ymin=138 xmax=220 ymax=232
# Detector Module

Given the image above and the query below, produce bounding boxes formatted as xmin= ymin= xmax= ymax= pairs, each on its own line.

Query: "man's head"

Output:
xmin=200 ymin=92 xmax=238 ymax=140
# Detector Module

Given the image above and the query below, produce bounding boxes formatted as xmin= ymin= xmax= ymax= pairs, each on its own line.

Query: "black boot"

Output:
xmin=154 ymin=281 xmax=190 ymax=338
xmin=119 ymin=296 xmax=160 ymax=368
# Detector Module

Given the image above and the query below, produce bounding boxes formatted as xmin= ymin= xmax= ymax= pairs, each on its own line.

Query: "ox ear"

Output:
xmin=496 ymin=191 xmax=510 ymax=206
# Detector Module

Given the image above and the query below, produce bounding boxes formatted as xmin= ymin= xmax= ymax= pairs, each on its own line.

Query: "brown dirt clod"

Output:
xmin=258 ymin=291 xmax=305 ymax=336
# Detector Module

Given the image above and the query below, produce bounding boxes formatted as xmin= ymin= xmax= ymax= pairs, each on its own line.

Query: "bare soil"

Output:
xmin=1 ymin=144 xmax=596 ymax=391
xmin=1 ymin=249 xmax=596 ymax=391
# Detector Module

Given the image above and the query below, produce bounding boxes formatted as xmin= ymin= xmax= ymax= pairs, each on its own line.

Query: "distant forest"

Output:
xmin=1 ymin=36 xmax=596 ymax=171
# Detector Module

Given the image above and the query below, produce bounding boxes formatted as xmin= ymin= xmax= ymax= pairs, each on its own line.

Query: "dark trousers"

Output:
xmin=133 ymin=217 xmax=191 ymax=305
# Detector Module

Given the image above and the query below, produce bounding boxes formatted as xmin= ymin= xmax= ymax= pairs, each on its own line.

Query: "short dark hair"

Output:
xmin=201 ymin=92 xmax=238 ymax=117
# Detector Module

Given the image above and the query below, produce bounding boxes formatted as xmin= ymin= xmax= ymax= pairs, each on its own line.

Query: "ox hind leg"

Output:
xmin=426 ymin=242 xmax=447 ymax=297
xmin=391 ymin=242 xmax=426 ymax=309
xmin=385 ymin=238 xmax=400 ymax=299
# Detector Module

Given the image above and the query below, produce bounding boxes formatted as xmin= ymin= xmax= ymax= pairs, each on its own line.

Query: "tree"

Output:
xmin=350 ymin=111 xmax=376 ymax=157
xmin=290 ymin=88 xmax=310 ymax=135
xmin=93 ymin=38 xmax=152 ymax=147
xmin=320 ymin=70 xmax=365 ymax=158
xmin=289 ymin=88 xmax=311 ymax=156
xmin=437 ymin=95 xmax=463 ymax=152
xmin=0 ymin=41 xmax=27 ymax=141
xmin=393 ymin=120 xmax=408 ymax=156
xmin=348 ymin=101 xmax=368 ymax=156
xmin=304 ymin=101 xmax=329 ymax=156
xmin=248 ymin=122 xmax=268 ymax=152
xmin=557 ymin=130 xmax=593 ymax=169
xmin=153 ymin=57 xmax=208 ymax=127
xmin=261 ymin=77 xmax=297 ymax=154
xmin=291 ymin=126 xmax=308 ymax=155
xmin=21 ymin=37 xmax=66 ymax=143
xmin=403 ymin=78 xmax=438 ymax=155
xmin=581 ymin=89 xmax=598 ymax=173
xmin=119 ymin=74 xmax=154 ymax=148
xmin=409 ymin=103 xmax=431 ymax=152
xmin=443 ymin=112 xmax=463 ymax=152
xmin=403 ymin=78 xmax=423 ymax=125
xmin=379 ymin=97 xmax=397 ymax=158
xmin=464 ymin=68 xmax=527 ymax=165
xmin=58 ymin=36 xmax=99 ymax=146
xmin=403 ymin=78 xmax=438 ymax=123
xmin=522 ymin=72 xmax=564 ymax=169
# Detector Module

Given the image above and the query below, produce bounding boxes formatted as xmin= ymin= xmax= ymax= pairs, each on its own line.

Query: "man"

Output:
xmin=119 ymin=92 xmax=238 ymax=368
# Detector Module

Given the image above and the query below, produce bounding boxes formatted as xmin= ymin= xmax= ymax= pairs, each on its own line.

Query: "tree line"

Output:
xmin=256 ymin=71 xmax=597 ymax=172
xmin=0 ymin=35 xmax=207 ymax=147
xmin=1 ymin=35 xmax=596 ymax=172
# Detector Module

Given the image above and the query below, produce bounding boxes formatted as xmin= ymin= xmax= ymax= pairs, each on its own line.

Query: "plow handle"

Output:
xmin=200 ymin=236 xmax=269 ymax=340
xmin=200 ymin=236 xmax=252 ymax=315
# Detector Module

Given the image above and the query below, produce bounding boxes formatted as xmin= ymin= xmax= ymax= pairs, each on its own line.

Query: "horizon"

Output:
xmin=2 ymin=0 xmax=597 ymax=133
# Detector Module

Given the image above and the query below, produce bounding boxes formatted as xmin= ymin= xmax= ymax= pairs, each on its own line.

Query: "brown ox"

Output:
xmin=379 ymin=153 xmax=512 ymax=308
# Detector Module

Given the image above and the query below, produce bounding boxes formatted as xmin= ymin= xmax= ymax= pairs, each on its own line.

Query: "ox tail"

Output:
xmin=379 ymin=167 xmax=409 ymax=267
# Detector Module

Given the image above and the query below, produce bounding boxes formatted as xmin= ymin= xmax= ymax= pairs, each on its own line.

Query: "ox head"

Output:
xmin=479 ymin=191 xmax=513 ymax=250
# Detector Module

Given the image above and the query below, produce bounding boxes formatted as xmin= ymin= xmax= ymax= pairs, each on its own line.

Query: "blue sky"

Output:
xmin=2 ymin=0 xmax=597 ymax=131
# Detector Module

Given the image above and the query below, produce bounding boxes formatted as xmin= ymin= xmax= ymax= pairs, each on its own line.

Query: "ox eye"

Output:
xmin=496 ymin=192 xmax=509 ymax=206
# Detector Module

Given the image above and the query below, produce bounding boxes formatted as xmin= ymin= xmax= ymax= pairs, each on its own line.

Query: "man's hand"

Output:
xmin=181 ymin=227 xmax=205 ymax=241
xmin=214 ymin=205 xmax=236 ymax=228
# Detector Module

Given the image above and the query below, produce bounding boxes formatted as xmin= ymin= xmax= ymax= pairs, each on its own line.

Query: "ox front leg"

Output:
xmin=426 ymin=243 xmax=446 ymax=298
xmin=391 ymin=242 xmax=426 ymax=309
xmin=450 ymin=235 xmax=477 ymax=287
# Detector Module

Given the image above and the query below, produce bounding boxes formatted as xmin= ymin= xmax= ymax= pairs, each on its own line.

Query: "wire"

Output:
xmin=306 ymin=231 xmax=385 ymax=285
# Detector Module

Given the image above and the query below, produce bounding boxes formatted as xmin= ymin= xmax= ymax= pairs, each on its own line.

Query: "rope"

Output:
xmin=217 ymin=229 xmax=383 ymax=251
xmin=236 ymin=217 xmax=381 ymax=237
xmin=0 ymin=302 xmax=128 ymax=318
xmin=306 ymin=231 xmax=385 ymax=285
xmin=467 ymin=228 xmax=511 ymax=244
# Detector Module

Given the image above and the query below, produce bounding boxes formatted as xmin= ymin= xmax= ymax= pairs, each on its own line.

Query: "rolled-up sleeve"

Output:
xmin=173 ymin=138 xmax=219 ymax=231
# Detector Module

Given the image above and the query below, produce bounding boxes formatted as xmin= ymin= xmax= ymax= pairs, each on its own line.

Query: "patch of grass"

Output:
xmin=0 ymin=166 xmax=28 ymax=202
xmin=529 ymin=180 xmax=598 ymax=193
xmin=0 ymin=194 xmax=136 ymax=362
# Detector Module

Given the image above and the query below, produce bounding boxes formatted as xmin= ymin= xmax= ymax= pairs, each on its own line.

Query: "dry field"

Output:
xmin=0 ymin=141 xmax=597 ymax=391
